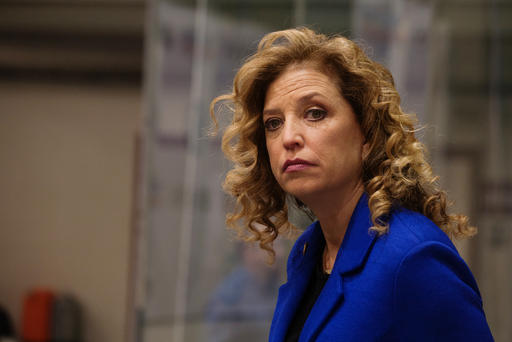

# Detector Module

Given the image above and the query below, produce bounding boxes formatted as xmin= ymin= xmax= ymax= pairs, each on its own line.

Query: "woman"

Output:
xmin=210 ymin=28 xmax=493 ymax=341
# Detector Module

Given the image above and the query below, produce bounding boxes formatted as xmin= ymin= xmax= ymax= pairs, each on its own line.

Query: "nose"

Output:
xmin=281 ymin=118 xmax=304 ymax=150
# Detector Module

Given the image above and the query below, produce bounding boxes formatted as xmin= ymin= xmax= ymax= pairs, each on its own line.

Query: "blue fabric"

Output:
xmin=269 ymin=193 xmax=494 ymax=341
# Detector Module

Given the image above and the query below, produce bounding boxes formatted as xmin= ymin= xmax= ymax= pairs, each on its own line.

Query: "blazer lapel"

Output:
xmin=299 ymin=193 xmax=378 ymax=342
xmin=298 ymin=268 xmax=344 ymax=342
xmin=269 ymin=222 xmax=324 ymax=342
xmin=269 ymin=276 xmax=309 ymax=342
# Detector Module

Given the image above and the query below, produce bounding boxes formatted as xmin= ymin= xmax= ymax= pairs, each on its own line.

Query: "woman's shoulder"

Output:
xmin=381 ymin=207 xmax=459 ymax=257
xmin=380 ymin=209 xmax=492 ymax=340
xmin=367 ymin=206 xmax=472 ymax=282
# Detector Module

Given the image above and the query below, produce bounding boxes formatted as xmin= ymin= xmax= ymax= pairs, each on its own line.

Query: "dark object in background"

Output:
xmin=0 ymin=304 xmax=15 ymax=337
xmin=21 ymin=289 xmax=82 ymax=342
xmin=51 ymin=295 xmax=82 ymax=342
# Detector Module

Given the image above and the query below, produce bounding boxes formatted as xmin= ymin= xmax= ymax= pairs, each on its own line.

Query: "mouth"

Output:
xmin=282 ymin=158 xmax=315 ymax=172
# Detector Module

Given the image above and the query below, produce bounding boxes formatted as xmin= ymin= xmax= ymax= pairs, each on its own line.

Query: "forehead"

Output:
xmin=265 ymin=63 xmax=340 ymax=103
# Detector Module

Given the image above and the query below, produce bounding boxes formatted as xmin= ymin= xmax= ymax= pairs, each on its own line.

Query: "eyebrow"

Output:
xmin=262 ymin=92 xmax=323 ymax=117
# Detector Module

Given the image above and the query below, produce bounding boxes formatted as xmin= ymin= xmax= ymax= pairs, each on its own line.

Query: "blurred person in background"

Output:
xmin=211 ymin=28 xmax=494 ymax=341
xmin=205 ymin=242 xmax=284 ymax=342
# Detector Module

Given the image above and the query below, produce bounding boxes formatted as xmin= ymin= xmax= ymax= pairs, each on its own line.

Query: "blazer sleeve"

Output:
xmin=392 ymin=241 xmax=494 ymax=341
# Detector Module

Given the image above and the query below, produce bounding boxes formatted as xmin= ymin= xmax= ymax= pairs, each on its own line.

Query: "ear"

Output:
xmin=362 ymin=141 xmax=370 ymax=159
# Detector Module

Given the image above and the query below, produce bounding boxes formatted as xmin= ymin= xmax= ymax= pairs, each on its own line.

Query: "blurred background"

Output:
xmin=0 ymin=0 xmax=510 ymax=342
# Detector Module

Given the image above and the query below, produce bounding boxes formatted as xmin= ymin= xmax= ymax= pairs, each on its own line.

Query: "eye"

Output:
xmin=305 ymin=108 xmax=327 ymax=121
xmin=264 ymin=117 xmax=283 ymax=131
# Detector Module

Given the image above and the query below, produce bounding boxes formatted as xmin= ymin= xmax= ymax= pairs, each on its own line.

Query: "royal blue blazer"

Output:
xmin=269 ymin=193 xmax=494 ymax=341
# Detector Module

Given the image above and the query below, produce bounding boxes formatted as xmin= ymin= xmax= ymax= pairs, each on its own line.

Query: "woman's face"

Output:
xmin=263 ymin=63 xmax=368 ymax=204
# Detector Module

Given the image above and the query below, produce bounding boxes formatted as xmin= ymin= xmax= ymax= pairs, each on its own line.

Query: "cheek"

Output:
xmin=322 ymin=130 xmax=364 ymax=165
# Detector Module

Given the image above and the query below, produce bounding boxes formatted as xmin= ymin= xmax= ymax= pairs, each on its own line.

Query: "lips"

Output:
xmin=283 ymin=158 xmax=315 ymax=172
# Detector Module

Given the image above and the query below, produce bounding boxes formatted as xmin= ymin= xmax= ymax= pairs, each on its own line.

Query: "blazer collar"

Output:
xmin=269 ymin=221 xmax=324 ymax=342
xmin=288 ymin=192 xmax=377 ymax=277
xmin=332 ymin=192 xmax=377 ymax=275
xmin=270 ymin=193 xmax=378 ymax=342
xmin=300 ymin=192 xmax=378 ymax=341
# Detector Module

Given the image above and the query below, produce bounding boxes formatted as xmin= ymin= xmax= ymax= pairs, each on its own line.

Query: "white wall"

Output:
xmin=0 ymin=81 xmax=140 ymax=342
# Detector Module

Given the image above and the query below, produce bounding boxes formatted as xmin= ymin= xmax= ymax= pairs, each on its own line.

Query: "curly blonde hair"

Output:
xmin=210 ymin=27 xmax=475 ymax=262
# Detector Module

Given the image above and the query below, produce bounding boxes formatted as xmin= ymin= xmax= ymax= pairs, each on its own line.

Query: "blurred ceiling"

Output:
xmin=0 ymin=0 xmax=146 ymax=83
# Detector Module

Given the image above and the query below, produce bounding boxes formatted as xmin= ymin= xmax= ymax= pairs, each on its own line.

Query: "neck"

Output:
xmin=303 ymin=182 xmax=365 ymax=269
